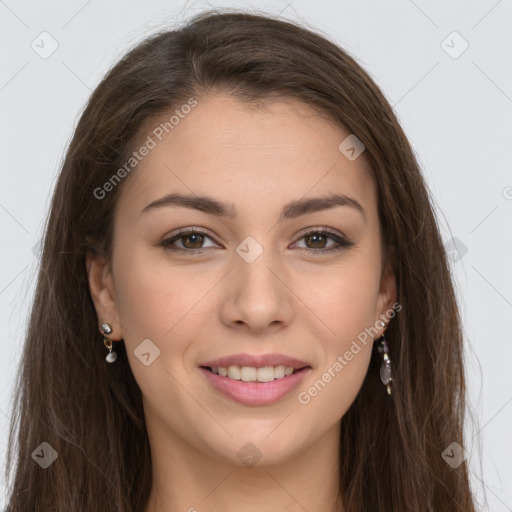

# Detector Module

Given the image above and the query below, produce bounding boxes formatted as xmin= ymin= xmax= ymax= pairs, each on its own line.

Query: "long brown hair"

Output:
xmin=4 ymin=8 xmax=477 ymax=511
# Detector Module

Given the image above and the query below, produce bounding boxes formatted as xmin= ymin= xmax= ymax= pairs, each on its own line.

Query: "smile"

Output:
xmin=204 ymin=364 xmax=299 ymax=382
xmin=199 ymin=366 xmax=311 ymax=406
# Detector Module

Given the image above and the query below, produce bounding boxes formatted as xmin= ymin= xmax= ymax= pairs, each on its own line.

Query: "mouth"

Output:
xmin=199 ymin=364 xmax=312 ymax=406
xmin=200 ymin=364 xmax=310 ymax=383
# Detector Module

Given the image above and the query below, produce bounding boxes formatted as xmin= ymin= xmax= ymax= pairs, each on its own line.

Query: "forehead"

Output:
xmin=116 ymin=94 xmax=377 ymax=223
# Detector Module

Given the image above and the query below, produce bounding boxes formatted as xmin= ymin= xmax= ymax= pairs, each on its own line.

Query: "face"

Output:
xmin=87 ymin=93 xmax=396 ymax=468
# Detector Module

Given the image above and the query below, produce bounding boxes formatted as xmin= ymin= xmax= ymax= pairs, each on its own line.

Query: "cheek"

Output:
xmin=110 ymin=250 xmax=180 ymax=371
xmin=294 ymin=265 xmax=378 ymax=417
xmin=113 ymin=244 xmax=202 ymax=336
xmin=111 ymin=251 xmax=205 ymax=409
xmin=298 ymin=258 xmax=381 ymax=342
xmin=297 ymin=341 xmax=372 ymax=426
xmin=294 ymin=257 xmax=380 ymax=400
xmin=111 ymin=246 xmax=222 ymax=387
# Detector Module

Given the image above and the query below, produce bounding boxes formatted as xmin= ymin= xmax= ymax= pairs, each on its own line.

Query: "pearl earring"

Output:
xmin=100 ymin=323 xmax=117 ymax=363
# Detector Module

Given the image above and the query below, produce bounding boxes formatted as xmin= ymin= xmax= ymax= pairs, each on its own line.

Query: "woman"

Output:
xmin=4 ymin=9 xmax=477 ymax=512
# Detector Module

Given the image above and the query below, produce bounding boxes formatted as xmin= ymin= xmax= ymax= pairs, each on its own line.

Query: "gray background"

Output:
xmin=1 ymin=0 xmax=511 ymax=509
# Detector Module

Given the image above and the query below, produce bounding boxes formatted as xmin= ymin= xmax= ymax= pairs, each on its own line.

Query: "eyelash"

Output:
xmin=160 ymin=227 xmax=354 ymax=255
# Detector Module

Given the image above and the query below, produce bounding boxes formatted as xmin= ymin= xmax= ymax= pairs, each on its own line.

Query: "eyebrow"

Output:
xmin=139 ymin=192 xmax=366 ymax=222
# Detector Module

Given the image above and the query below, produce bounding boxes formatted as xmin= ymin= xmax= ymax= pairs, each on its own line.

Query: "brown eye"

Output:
xmin=293 ymin=229 xmax=354 ymax=254
xmin=161 ymin=229 xmax=218 ymax=252
xmin=304 ymin=232 xmax=329 ymax=249
xmin=161 ymin=228 xmax=354 ymax=255
xmin=180 ymin=233 xmax=205 ymax=249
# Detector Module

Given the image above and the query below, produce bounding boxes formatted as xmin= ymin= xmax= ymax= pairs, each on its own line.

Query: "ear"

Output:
xmin=375 ymin=245 xmax=398 ymax=337
xmin=86 ymin=249 xmax=123 ymax=340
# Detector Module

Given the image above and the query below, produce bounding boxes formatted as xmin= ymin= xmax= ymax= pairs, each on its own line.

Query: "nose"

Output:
xmin=219 ymin=243 xmax=294 ymax=334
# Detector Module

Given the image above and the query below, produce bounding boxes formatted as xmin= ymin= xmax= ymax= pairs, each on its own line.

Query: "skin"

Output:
xmin=87 ymin=93 xmax=397 ymax=512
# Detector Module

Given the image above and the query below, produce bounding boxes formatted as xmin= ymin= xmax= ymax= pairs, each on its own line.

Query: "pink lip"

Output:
xmin=200 ymin=352 xmax=310 ymax=370
xmin=200 ymin=366 xmax=312 ymax=406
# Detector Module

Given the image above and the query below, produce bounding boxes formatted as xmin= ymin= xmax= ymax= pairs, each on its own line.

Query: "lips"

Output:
xmin=199 ymin=366 xmax=312 ymax=405
xmin=200 ymin=352 xmax=311 ymax=370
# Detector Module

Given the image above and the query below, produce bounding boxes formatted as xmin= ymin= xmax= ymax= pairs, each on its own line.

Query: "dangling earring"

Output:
xmin=101 ymin=322 xmax=117 ymax=363
xmin=376 ymin=327 xmax=393 ymax=395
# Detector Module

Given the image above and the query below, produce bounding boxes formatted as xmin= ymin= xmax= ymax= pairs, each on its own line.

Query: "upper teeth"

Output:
xmin=211 ymin=365 xmax=295 ymax=382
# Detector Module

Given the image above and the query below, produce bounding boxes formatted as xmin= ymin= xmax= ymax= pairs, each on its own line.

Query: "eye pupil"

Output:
xmin=306 ymin=233 xmax=327 ymax=249
xmin=183 ymin=234 xmax=204 ymax=249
